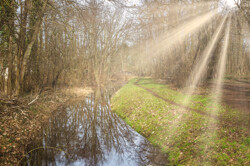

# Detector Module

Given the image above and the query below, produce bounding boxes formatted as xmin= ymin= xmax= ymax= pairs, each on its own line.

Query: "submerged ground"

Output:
xmin=111 ymin=78 xmax=249 ymax=165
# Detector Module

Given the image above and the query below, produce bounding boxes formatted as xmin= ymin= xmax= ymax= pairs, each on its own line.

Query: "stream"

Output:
xmin=21 ymin=85 xmax=168 ymax=166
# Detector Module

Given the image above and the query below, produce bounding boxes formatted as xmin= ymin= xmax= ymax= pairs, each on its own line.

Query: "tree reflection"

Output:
xmin=21 ymin=87 xmax=168 ymax=166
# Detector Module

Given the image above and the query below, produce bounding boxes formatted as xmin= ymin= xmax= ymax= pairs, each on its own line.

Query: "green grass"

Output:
xmin=111 ymin=78 xmax=249 ymax=165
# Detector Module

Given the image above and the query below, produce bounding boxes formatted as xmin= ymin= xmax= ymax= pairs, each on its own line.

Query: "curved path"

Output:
xmin=134 ymin=79 xmax=217 ymax=119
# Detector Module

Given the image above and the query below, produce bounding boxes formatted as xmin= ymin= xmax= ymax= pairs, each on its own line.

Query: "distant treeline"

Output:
xmin=0 ymin=0 xmax=249 ymax=96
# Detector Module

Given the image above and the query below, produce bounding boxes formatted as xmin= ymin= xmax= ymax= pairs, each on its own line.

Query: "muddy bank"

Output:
xmin=0 ymin=87 xmax=92 ymax=165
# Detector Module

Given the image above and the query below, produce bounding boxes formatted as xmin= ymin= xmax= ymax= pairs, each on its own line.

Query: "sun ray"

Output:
xmin=128 ymin=9 xmax=220 ymax=71
xmin=160 ymin=15 xmax=228 ymax=145
xmin=196 ymin=15 xmax=232 ymax=164
xmin=183 ymin=15 xmax=228 ymax=99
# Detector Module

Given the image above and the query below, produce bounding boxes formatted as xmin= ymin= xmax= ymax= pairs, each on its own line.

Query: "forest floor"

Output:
xmin=0 ymin=87 xmax=92 ymax=165
xmin=111 ymin=78 xmax=249 ymax=165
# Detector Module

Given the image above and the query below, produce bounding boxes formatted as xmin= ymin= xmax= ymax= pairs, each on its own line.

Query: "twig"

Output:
xmin=28 ymin=95 xmax=39 ymax=105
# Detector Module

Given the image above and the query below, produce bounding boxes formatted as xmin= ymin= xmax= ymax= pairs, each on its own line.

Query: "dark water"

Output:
xmin=21 ymin=86 xmax=168 ymax=166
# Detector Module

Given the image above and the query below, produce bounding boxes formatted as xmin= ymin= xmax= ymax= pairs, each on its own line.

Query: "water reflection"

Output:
xmin=21 ymin=87 xmax=168 ymax=166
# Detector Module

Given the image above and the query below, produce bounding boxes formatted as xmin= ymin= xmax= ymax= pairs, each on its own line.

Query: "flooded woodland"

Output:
xmin=0 ymin=0 xmax=249 ymax=165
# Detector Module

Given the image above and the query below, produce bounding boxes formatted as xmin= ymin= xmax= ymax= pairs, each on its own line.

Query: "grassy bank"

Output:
xmin=111 ymin=78 xmax=249 ymax=165
xmin=0 ymin=87 xmax=92 ymax=165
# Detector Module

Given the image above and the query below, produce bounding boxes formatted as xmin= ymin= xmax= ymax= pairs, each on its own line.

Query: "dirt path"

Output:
xmin=134 ymin=79 xmax=217 ymax=119
xmin=135 ymin=78 xmax=250 ymax=119
xmin=209 ymin=80 xmax=250 ymax=114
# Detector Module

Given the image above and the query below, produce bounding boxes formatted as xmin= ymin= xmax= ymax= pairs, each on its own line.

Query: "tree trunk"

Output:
xmin=15 ymin=0 xmax=29 ymax=96
xmin=7 ymin=35 xmax=13 ymax=96
xmin=17 ymin=0 xmax=48 ymax=96
xmin=7 ymin=0 xmax=15 ymax=97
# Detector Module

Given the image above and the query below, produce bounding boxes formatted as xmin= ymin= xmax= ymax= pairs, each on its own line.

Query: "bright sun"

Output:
xmin=222 ymin=0 xmax=238 ymax=8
